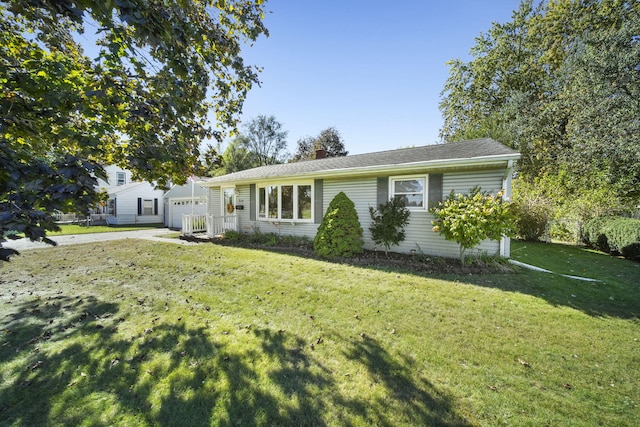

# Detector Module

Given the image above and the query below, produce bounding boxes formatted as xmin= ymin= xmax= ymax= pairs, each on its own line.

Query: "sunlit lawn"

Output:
xmin=1 ymin=239 xmax=638 ymax=426
xmin=49 ymin=223 xmax=165 ymax=236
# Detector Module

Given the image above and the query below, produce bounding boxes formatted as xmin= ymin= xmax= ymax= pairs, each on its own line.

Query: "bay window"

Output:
xmin=257 ymin=182 xmax=313 ymax=221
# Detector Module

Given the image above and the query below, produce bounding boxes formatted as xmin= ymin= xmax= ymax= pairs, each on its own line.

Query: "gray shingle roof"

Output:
xmin=203 ymin=138 xmax=519 ymax=185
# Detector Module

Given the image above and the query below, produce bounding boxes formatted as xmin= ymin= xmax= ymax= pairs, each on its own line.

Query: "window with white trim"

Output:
xmin=390 ymin=176 xmax=427 ymax=209
xmin=257 ymin=182 xmax=313 ymax=221
xmin=142 ymin=199 xmax=153 ymax=215
xmin=116 ymin=172 xmax=126 ymax=186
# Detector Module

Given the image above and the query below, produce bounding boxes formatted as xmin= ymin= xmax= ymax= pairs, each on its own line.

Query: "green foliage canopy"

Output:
xmin=291 ymin=127 xmax=348 ymax=162
xmin=1 ymin=0 xmax=268 ymax=260
xmin=439 ymin=0 xmax=639 ymax=213
xmin=239 ymin=115 xmax=289 ymax=166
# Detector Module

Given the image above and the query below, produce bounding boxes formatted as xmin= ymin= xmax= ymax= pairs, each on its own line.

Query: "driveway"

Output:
xmin=4 ymin=228 xmax=196 ymax=252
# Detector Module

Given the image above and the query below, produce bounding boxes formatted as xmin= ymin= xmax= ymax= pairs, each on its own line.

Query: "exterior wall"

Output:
xmin=107 ymin=184 xmax=165 ymax=225
xmin=98 ymin=165 xmax=134 ymax=188
xmin=443 ymin=169 xmax=505 ymax=196
xmin=206 ymin=167 xmax=509 ymax=258
xmin=323 ymin=177 xmax=377 ymax=245
xmin=164 ymin=181 xmax=208 ymax=228
xmin=165 ymin=197 xmax=207 ymax=229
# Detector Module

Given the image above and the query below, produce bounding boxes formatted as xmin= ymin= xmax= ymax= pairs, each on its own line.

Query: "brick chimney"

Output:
xmin=315 ymin=149 xmax=327 ymax=159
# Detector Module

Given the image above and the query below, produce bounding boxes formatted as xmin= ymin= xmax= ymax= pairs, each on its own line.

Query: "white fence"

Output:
xmin=54 ymin=213 xmax=108 ymax=224
xmin=182 ymin=214 xmax=237 ymax=237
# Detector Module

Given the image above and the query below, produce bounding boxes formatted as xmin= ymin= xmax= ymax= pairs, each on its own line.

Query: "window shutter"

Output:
xmin=137 ymin=198 xmax=142 ymax=216
xmin=249 ymin=184 xmax=256 ymax=221
xmin=154 ymin=198 xmax=158 ymax=215
xmin=314 ymin=179 xmax=323 ymax=224
xmin=377 ymin=177 xmax=389 ymax=206
xmin=428 ymin=173 xmax=443 ymax=210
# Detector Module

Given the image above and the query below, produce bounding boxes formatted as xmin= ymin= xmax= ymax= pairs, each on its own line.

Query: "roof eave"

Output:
xmin=199 ymin=153 xmax=521 ymax=187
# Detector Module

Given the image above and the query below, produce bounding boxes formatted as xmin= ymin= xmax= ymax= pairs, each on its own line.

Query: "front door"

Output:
xmin=222 ymin=187 xmax=236 ymax=230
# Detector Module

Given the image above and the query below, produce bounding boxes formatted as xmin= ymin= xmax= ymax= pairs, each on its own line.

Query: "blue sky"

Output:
xmin=235 ymin=0 xmax=523 ymax=155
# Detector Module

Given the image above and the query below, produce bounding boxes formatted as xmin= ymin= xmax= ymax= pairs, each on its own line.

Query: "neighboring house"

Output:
xmin=198 ymin=138 xmax=521 ymax=258
xmin=163 ymin=178 xmax=208 ymax=229
xmin=96 ymin=165 xmax=165 ymax=225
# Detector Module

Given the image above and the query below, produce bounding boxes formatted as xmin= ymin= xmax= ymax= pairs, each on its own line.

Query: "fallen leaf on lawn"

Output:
xmin=28 ymin=361 xmax=42 ymax=371
xmin=488 ymin=385 xmax=498 ymax=391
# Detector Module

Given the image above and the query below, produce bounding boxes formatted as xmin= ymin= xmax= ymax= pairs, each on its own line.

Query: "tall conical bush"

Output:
xmin=313 ymin=192 xmax=363 ymax=258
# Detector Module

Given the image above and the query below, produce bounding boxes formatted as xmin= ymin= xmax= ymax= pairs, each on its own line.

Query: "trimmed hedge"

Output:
xmin=583 ymin=216 xmax=640 ymax=261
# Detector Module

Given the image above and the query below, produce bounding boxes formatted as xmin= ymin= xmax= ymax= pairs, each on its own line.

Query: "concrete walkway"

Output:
xmin=5 ymin=228 xmax=196 ymax=252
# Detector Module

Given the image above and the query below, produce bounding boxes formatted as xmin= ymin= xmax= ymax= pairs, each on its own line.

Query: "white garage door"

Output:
xmin=170 ymin=199 xmax=207 ymax=229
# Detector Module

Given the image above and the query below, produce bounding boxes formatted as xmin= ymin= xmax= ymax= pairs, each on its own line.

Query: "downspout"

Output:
xmin=500 ymin=160 xmax=514 ymax=257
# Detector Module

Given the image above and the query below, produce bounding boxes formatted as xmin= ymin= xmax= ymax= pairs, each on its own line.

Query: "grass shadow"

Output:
xmin=0 ymin=292 xmax=474 ymax=425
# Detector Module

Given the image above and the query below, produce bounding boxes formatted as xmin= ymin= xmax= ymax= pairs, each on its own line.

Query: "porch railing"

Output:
xmin=206 ymin=214 xmax=238 ymax=237
xmin=182 ymin=214 xmax=208 ymax=235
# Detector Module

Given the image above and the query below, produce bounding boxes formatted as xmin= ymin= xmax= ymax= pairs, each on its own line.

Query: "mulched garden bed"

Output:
xmin=180 ymin=234 xmax=514 ymax=275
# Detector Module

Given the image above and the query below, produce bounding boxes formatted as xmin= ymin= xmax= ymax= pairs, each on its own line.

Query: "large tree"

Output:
xmin=0 ymin=0 xmax=268 ymax=260
xmin=439 ymin=0 xmax=639 ymax=216
xmin=291 ymin=127 xmax=348 ymax=162
xmin=239 ymin=115 xmax=289 ymax=166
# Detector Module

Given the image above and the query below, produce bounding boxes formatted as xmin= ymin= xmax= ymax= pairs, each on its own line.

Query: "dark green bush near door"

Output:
xmin=314 ymin=192 xmax=363 ymax=258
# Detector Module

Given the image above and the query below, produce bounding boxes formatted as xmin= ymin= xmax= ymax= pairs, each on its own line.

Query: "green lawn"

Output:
xmin=0 ymin=240 xmax=638 ymax=426
xmin=49 ymin=223 xmax=165 ymax=236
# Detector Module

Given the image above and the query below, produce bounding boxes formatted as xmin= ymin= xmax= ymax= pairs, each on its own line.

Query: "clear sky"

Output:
xmin=235 ymin=0 xmax=523 ymax=155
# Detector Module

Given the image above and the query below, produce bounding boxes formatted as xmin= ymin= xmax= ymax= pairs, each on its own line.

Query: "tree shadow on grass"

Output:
xmin=0 ymin=295 xmax=222 ymax=426
xmin=339 ymin=334 xmax=473 ymax=427
xmin=0 ymin=294 xmax=473 ymax=426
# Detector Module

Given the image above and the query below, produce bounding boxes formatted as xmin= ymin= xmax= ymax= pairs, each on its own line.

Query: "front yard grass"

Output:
xmin=49 ymin=223 xmax=165 ymax=236
xmin=1 ymin=240 xmax=638 ymax=426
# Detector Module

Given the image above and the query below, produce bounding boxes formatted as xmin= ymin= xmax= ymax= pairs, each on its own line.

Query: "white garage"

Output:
xmin=166 ymin=197 xmax=208 ymax=229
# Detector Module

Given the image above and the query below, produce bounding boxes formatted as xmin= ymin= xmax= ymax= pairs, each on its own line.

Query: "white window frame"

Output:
xmin=256 ymin=181 xmax=314 ymax=222
xmin=142 ymin=199 xmax=154 ymax=215
xmin=116 ymin=172 xmax=126 ymax=186
xmin=389 ymin=175 xmax=429 ymax=210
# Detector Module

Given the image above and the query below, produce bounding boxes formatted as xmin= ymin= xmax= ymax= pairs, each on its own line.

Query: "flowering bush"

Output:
xmin=431 ymin=186 xmax=517 ymax=263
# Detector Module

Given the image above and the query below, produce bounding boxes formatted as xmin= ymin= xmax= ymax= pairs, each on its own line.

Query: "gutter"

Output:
xmin=199 ymin=153 xmax=521 ymax=187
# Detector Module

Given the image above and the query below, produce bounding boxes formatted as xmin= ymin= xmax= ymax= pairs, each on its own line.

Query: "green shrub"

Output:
xmin=582 ymin=216 xmax=615 ymax=252
xmin=314 ymin=192 xmax=363 ymax=258
xmin=223 ymin=230 xmax=241 ymax=241
xmin=604 ymin=217 xmax=640 ymax=261
xmin=583 ymin=216 xmax=640 ymax=261
xmin=511 ymin=186 xmax=553 ymax=242
xmin=431 ymin=187 xmax=517 ymax=263
xmin=368 ymin=198 xmax=411 ymax=255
